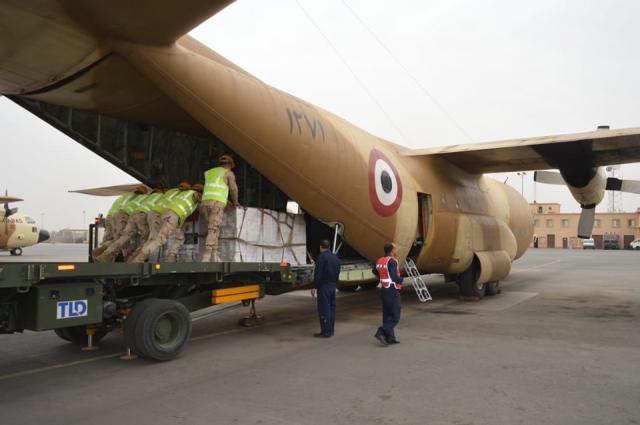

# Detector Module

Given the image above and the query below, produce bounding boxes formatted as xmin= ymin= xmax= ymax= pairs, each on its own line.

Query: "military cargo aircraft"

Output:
xmin=1 ymin=1 xmax=639 ymax=297
xmin=0 ymin=195 xmax=50 ymax=255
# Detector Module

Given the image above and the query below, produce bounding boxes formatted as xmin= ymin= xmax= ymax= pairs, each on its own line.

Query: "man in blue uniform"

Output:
xmin=373 ymin=243 xmax=404 ymax=346
xmin=311 ymin=239 xmax=341 ymax=338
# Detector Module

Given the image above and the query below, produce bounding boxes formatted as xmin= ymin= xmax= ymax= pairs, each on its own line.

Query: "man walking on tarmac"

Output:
xmin=132 ymin=182 xmax=201 ymax=263
xmin=200 ymin=154 xmax=240 ymax=262
xmin=373 ymin=243 xmax=404 ymax=346
xmin=92 ymin=186 xmax=144 ymax=259
xmin=311 ymin=239 xmax=341 ymax=338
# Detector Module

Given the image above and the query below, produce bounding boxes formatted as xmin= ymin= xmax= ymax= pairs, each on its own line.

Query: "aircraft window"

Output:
xmin=25 ymin=217 xmax=36 ymax=224
xmin=32 ymin=226 xmax=37 ymax=233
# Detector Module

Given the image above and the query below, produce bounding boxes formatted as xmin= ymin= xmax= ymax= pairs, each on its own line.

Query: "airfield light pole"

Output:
xmin=517 ymin=172 xmax=527 ymax=198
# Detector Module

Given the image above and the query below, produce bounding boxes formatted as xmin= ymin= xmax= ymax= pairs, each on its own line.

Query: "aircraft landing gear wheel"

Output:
xmin=10 ymin=248 xmax=22 ymax=256
xmin=360 ymin=282 xmax=379 ymax=290
xmin=127 ymin=299 xmax=192 ymax=361
xmin=457 ymin=261 xmax=485 ymax=299
xmin=485 ymin=281 xmax=500 ymax=296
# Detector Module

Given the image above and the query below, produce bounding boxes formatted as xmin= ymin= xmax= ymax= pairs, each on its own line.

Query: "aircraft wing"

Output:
xmin=0 ymin=197 xmax=23 ymax=203
xmin=69 ymin=184 xmax=149 ymax=197
xmin=403 ymin=127 xmax=640 ymax=174
xmin=60 ymin=0 xmax=235 ymax=45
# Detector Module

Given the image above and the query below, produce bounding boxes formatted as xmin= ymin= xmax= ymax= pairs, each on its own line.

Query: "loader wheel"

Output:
xmin=485 ymin=281 xmax=500 ymax=296
xmin=54 ymin=326 xmax=108 ymax=345
xmin=123 ymin=298 xmax=156 ymax=353
xmin=10 ymin=248 xmax=22 ymax=256
xmin=456 ymin=260 xmax=485 ymax=299
xmin=131 ymin=299 xmax=192 ymax=361
xmin=359 ymin=282 xmax=379 ymax=290
xmin=338 ymin=285 xmax=359 ymax=292
xmin=54 ymin=328 xmax=72 ymax=342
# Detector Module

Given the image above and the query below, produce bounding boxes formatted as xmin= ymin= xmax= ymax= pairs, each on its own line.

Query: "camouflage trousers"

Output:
xmin=128 ymin=211 xmax=162 ymax=261
xmin=93 ymin=212 xmax=129 ymax=257
xmin=200 ymin=200 xmax=226 ymax=262
xmin=132 ymin=210 xmax=184 ymax=263
xmin=100 ymin=212 xmax=149 ymax=259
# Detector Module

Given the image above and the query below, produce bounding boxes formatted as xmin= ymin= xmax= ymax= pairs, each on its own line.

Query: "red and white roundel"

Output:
xmin=368 ymin=149 xmax=403 ymax=217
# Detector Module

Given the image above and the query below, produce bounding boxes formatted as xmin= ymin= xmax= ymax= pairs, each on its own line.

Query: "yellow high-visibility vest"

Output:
xmin=108 ymin=192 xmax=136 ymax=216
xmin=166 ymin=190 xmax=197 ymax=225
xmin=202 ymin=167 xmax=229 ymax=205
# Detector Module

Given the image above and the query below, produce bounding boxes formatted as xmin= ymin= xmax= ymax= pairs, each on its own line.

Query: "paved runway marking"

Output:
xmin=513 ymin=259 xmax=562 ymax=273
xmin=457 ymin=291 xmax=539 ymax=312
xmin=0 ymin=353 xmax=121 ymax=382
xmin=0 ymin=312 xmax=321 ymax=382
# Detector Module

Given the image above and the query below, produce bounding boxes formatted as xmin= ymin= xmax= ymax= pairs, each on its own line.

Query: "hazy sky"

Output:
xmin=2 ymin=0 xmax=639 ymax=230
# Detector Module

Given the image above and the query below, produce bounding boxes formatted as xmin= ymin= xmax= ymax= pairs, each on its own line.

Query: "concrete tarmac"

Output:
xmin=1 ymin=247 xmax=639 ymax=425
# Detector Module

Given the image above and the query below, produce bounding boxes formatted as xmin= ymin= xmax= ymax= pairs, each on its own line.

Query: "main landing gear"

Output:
xmin=456 ymin=260 xmax=500 ymax=300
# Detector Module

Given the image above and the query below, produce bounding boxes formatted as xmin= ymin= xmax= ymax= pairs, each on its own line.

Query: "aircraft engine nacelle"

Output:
xmin=564 ymin=166 xmax=607 ymax=208
xmin=474 ymin=250 xmax=512 ymax=285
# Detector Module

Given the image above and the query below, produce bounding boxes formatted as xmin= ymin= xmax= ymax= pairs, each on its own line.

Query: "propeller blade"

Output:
xmin=577 ymin=207 xmax=596 ymax=239
xmin=534 ymin=171 xmax=565 ymax=185
xmin=606 ymin=177 xmax=640 ymax=194
xmin=621 ymin=180 xmax=640 ymax=194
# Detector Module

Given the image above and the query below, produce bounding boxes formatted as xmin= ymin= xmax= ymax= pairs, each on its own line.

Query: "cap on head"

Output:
xmin=135 ymin=185 xmax=149 ymax=194
xmin=178 ymin=181 xmax=191 ymax=190
xmin=192 ymin=183 xmax=204 ymax=192
xmin=218 ymin=154 xmax=235 ymax=169
xmin=320 ymin=239 xmax=331 ymax=251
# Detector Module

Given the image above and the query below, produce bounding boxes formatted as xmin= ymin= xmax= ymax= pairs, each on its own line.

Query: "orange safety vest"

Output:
xmin=375 ymin=256 xmax=402 ymax=289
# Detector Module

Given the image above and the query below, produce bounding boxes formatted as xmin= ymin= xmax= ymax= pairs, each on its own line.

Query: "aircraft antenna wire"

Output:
xmin=341 ymin=0 xmax=473 ymax=142
xmin=294 ymin=0 xmax=410 ymax=145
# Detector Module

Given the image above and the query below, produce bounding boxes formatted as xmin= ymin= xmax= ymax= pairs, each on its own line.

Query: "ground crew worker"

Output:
xmin=311 ymin=239 xmax=341 ymax=338
xmin=132 ymin=182 xmax=201 ymax=263
xmin=373 ymin=243 xmax=404 ymax=346
xmin=95 ymin=188 xmax=163 ymax=263
xmin=92 ymin=188 xmax=141 ymax=258
xmin=200 ymin=155 xmax=240 ymax=262
xmin=128 ymin=188 xmax=166 ymax=261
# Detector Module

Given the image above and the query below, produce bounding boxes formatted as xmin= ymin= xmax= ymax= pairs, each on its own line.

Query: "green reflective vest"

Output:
xmin=134 ymin=192 xmax=164 ymax=213
xmin=202 ymin=167 xmax=229 ymax=205
xmin=108 ymin=192 xmax=136 ymax=216
xmin=166 ymin=190 xmax=198 ymax=225
xmin=154 ymin=188 xmax=180 ymax=213
xmin=120 ymin=194 xmax=142 ymax=215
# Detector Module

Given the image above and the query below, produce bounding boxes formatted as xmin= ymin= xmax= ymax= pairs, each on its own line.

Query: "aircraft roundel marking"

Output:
xmin=368 ymin=149 xmax=403 ymax=217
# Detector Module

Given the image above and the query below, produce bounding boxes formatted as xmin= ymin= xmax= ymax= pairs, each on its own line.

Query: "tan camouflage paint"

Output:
xmin=0 ymin=212 xmax=40 ymax=250
xmin=8 ymin=1 xmax=618 ymax=279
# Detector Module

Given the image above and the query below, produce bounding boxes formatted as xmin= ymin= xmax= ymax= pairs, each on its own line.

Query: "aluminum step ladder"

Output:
xmin=404 ymin=258 xmax=432 ymax=302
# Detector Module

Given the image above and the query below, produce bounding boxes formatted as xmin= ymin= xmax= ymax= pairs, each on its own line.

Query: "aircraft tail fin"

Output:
xmin=62 ymin=0 xmax=235 ymax=45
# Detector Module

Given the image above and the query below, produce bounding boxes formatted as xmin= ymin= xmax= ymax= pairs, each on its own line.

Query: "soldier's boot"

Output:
xmin=125 ymin=248 xmax=142 ymax=262
xmin=92 ymin=245 xmax=107 ymax=259
xmin=165 ymin=253 xmax=177 ymax=263
xmin=130 ymin=252 xmax=146 ymax=263
xmin=212 ymin=253 xmax=221 ymax=262
xmin=95 ymin=252 xmax=115 ymax=263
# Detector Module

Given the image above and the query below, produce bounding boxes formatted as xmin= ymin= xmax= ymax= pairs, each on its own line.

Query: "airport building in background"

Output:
xmin=530 ymin=203 xmax=640 ymax=249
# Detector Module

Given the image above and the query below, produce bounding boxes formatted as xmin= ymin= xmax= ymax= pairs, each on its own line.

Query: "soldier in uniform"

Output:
xmin=132 ymin=182 xmax=201 ymax=263
xmin=373 ymin=243 xmax=404 ymax=347
xmin=92 ymin=187 xmax=144 ymax=259
xmin=200 ymin=154 xmax=240 ymax=262
xmin=95 ymin=189 xmax=164 ymax=263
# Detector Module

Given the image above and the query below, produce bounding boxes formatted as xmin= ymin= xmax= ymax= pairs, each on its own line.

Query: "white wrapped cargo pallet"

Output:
xmin=218 ymin=207 xmax=307 ymax=265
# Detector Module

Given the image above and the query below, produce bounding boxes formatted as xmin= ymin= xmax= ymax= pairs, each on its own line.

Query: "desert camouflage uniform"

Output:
xmin=201 ymin=168 xmax=239 ymax=262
